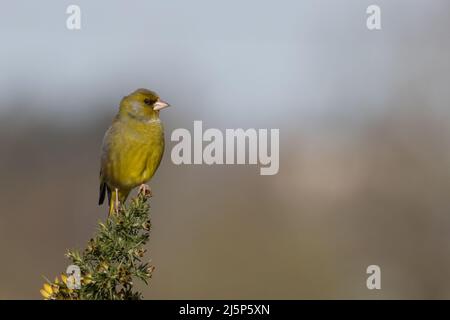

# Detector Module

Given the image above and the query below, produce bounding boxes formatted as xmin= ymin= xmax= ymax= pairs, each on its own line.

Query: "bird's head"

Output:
xmin=119 ymin=88 xmax=170 ymax=120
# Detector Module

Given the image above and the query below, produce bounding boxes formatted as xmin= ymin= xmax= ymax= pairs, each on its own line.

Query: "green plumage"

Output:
xmin=99 ymin=88 xmax=169 ymax=214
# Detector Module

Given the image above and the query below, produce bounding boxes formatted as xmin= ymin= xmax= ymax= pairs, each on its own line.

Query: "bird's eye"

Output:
xmin=144 ymin=98 xmax=152 ymax=105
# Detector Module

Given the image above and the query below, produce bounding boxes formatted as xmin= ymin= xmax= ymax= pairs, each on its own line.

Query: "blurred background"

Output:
xmin=1 ymin=0 xmax=450 ymax=299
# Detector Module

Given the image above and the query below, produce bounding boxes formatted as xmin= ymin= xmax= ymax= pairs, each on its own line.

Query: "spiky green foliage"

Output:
xmin=40 ymin=192 xmax=154 ymax=300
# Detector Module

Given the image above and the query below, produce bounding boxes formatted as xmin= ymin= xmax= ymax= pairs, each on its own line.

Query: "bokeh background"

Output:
xmin=1 ymin=0 xmax=450 ymax=299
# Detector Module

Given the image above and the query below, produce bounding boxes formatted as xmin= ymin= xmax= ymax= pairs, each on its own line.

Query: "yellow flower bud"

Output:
xmin=40 ymin=289 xmax=52 ymax=299
xmin=43 ymin=283 xmax=53 ymax=294
xmin=82 ymin=273 xmax=93 ymax=285
xmin=99 ymin=262 xmax=109 ymax=272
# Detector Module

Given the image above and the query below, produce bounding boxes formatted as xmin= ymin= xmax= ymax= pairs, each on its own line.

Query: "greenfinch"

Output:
xmin=99 ymin=88 xmax=170 ymax=214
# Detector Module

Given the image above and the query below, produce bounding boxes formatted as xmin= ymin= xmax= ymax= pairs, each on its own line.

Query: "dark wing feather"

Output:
xmin=99 ymin=180 xmax=107 ymax=205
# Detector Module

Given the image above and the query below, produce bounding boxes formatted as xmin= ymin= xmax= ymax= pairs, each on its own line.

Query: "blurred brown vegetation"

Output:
xmin=1 ymin=99 xmax=450 ymax=299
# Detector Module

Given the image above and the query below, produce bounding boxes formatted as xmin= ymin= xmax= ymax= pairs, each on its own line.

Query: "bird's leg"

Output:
xmin=115 ymin=188 xmax=120 ymax=214
xmin=139 ymin=184 xmax=152 ymax=197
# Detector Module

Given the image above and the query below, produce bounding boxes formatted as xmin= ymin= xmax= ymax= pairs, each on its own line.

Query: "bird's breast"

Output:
xmin=102 ymin=119 xmax=164 ymax=190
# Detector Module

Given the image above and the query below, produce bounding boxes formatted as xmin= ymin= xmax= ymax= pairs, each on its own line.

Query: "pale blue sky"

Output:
xmin=0 ymin=0 xmax=449 ymax=128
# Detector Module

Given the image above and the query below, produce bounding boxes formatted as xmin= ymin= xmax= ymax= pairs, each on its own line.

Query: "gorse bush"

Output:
xmin=40 ymin=192 xmax=154 ymax=300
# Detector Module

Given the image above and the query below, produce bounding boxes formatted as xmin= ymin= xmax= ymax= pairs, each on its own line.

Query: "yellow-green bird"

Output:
xmin=99 ymin=88 xmax=170 ymax=214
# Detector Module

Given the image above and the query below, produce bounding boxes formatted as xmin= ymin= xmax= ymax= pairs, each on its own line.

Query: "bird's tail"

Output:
xmin=99 ymin=180 xmax=118 ymax=215
xmin=99 ymin=181 xmax=115 ymax=215
xmin=99 ymin=181 xmax=109 ymax=205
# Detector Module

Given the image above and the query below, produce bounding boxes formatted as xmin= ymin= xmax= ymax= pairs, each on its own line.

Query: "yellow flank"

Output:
xmin=99 ymin=88 xmax=170 ymax=214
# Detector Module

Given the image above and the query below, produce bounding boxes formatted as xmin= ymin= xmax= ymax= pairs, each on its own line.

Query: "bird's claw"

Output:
xmin=139 ymin=184 xmax=152 ymax=197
